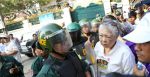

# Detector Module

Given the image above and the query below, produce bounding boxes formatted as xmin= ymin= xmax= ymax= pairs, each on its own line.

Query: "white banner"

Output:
xmin=0 ymin=15 xmax=5 ymax=29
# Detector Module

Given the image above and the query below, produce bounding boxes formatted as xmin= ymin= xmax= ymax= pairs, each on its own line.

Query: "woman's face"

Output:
xmin=99 ymin=27 xmax=117 ymax=48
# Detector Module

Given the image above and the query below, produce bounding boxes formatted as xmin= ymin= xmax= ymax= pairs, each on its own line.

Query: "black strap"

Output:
xmin=67 ymin=52 xmax=85 ymax=77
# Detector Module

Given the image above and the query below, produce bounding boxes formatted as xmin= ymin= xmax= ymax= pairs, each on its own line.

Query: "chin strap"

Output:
xmin=52 ymin=49 xmax=68 ymax=58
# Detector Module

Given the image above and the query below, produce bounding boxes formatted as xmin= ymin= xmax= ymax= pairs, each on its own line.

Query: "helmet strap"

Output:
xmin=52 ymin=49 xmax=67 ymax=58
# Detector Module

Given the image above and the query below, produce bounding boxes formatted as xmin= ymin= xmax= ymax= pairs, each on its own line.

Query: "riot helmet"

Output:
xmin=38 ymin=23 xmax=73 ymax=55
xmin=67 ymin=22 xmax=82 ymax=44
xmin=79 ymin=19 xmax=91 ymax=34
xmin=91 ymin=19 xmax=100 ymax=33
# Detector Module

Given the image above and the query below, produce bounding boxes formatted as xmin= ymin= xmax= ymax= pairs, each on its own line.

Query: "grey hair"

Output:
xmin=99 ymin=20 xmax=120 ymax=37
xmin=102 ymin=15 xmax=130 ymax=36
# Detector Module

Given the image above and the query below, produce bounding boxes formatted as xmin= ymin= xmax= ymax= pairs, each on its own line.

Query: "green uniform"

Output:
xmin=0 ymin=56 xmax=24 ymax=77
xmin=36 ymin=52 xmax=87 ymax=77
xmin=31 ymin=56 xmax=45 ymax=77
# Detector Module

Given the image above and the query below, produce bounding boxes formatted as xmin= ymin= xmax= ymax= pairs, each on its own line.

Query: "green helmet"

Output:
xmin=79 ymin=19 xmax=90 ymax=27
xmin=38 ymin=23 xmax=73 ymax=54
xmin=67 ymin=22 xmax=81 ymax=32
xmin=91 ymin=19 xmax=100 ymax=26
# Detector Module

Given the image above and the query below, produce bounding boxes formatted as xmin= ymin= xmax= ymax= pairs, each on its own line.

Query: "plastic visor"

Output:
xmin=46 ymin=29 xmax=73 ymax=54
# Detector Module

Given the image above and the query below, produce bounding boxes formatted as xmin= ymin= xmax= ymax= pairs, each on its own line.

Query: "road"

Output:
xmin=21 ymin=55 xmax=35 ymax=77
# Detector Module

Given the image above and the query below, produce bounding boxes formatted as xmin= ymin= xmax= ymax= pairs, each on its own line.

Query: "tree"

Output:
xmin=0 ymin=0 xmax=54 ymax=15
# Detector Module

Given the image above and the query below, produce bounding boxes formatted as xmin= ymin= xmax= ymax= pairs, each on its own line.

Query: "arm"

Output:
xmin=0 ymin=50 xmax=17 ymax=56
xmin=1 ymin=42 xmax=19 ymax=56
xmin=122 ymin=50 xmax=136 ymax=74
xmin=133 ymin=64 xmax=146 ymax=77
xmin=85 ymin=71 xmax=91 ymax=77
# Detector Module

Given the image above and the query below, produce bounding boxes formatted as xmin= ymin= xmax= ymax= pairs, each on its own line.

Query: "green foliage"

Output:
xmin=0 ymin=0 xmax=53 ymax=15
xmin=37 ymin=0 xmax=53 ymax=6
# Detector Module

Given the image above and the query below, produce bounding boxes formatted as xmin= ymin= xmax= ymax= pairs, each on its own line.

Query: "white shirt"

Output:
xmin=5 ymin=41 xmax=22 ymax=62
xmin=0 ymin=43 xmax=6 ymax=52
xmin=10 ymin=38 xmax=22 ymax=50
xmin=94 ymin=41 xmax=135 ymax=77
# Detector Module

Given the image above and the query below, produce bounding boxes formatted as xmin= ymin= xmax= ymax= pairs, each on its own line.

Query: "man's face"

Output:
xmin=91 ymin=25 xmax=98 ymax=33
xmin=35 ymin=48 xmax=45 ymax=57
xmin=135 ymin=42 xmax=150 ymax=63
xmin=53 ymin=42 xmax=69 ymax=54
xmin=33 ymin=34 xmax=38 ymax=40
xmin=82 ymin=25 xmax=90 ymax=34
xmin=128 ymin=16 xmax=136 ymax=25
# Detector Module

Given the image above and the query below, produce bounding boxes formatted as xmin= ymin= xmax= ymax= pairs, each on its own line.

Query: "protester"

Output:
xmin=0 ymin=35 xmax=22 ymax=62
xmin=0 ymin=34 xmax=7 ymax=52
xmin=9 ymin=34 xmax=22 ymax=53
xmin=94 ymin=20 xmax=135 ymax=77
xmin=128 ymin=10 xmax=137 ymax=28
xmin=124 ymin=12 xmax=150 ymax=77
xmin=31 ymin=33 xmax=38 ymax=56
xmin=0 ymin=56 xmax=24 ymax=77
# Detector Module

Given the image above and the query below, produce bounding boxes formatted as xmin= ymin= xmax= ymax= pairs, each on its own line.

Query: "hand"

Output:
xmin=0 ymin=52 xmax=7 ymax=56
xmin=84 ymin=37 xmax=92 ymax=47
xmin=133 ymin=64 xmax=146 ymax=77
xmin=9 ymin=67 xmax=19 ymax=74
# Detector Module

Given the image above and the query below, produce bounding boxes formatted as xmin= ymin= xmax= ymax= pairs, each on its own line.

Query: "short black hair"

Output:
xmin=128 ymin=11 xmax=137 ymax=18
xmin=9 ymin=34 xmax=13 ymax=36
xmin=32 ymin=34 xmax=37 ymax=37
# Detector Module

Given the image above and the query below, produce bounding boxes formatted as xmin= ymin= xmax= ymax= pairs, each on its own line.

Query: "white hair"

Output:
xmin=99 ymin=21 xmax=119 ymax=37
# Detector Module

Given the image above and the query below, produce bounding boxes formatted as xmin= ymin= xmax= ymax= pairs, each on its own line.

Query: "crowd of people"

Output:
xmin=1 ymin=0 xmax=150 ymax=77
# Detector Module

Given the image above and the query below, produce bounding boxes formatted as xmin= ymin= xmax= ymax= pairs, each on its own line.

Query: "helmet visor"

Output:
xmin=48 ymin=29 xmax=73 ymax=54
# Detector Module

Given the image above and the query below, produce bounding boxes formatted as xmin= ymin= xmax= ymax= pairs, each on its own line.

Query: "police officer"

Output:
xmin=79 ymin=19 xmax=99 ymax=47
xmin=67 ymin=22 xmax=86 ymax=58
xmin=67 ymin=22 xmax=97 ymax=77
xmin=0 ymin=56 xmax=24 ymax=77
xmin=36 ymin=23 xmax=91 ymax=77
xmin=91 ymin=19 xmax=100 ymax=33
xmin=31 ymin=42 xmax=46 ymax=77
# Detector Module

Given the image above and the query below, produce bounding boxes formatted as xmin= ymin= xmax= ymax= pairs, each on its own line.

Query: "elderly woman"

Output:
xmin=94 ymin=20 xmax=135 ymax=77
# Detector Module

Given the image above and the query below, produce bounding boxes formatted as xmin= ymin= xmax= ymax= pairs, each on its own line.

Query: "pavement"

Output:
xmin=21 ymin=54 xmax=35 ymax=77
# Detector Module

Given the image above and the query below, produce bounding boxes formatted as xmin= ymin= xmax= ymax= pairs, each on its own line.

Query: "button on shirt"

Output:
xmin=94 ymin=41 xmax=135 ymax=77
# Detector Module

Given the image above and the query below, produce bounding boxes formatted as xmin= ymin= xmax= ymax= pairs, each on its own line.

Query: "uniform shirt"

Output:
xmin=37 ymin=52 xmax=86 ymax=77
xmin=31 ymin=57 xmax=45 ymax=77
xmin=94 ymin=41 xmax=135 ymax=77
xmin=5 ymin=41 xmax=22 ymax=62
xmin=0 ymin=61 xmax=2 ymax=69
